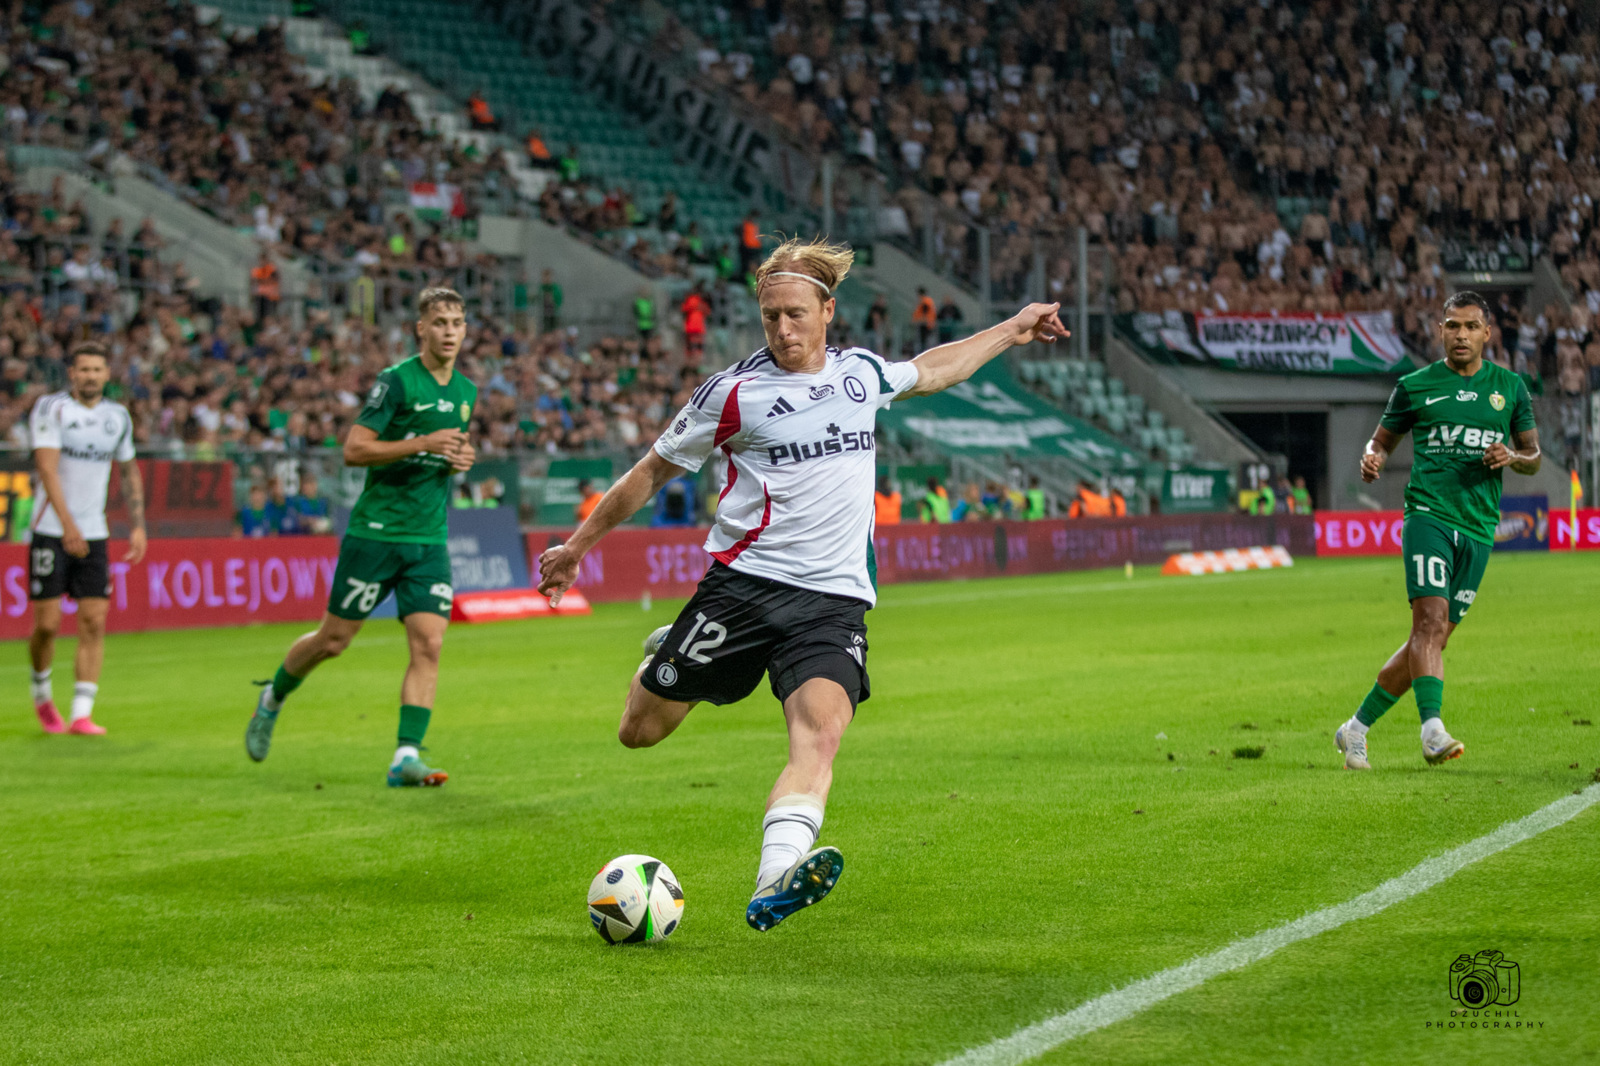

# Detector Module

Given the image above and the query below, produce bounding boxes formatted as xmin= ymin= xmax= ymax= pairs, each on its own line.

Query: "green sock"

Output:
xmin=1355 ymin=681 xmax=1402 ymax=727
xmin=1413 ymin=676 xmax=1444 ymax=723
xmin=398 ymin=705 xmax=432 ymax=749
xmin=270 ymin=664 xmax=303 ymax=704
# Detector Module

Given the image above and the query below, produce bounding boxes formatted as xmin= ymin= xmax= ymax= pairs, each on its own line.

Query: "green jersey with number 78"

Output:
xmin=1378 ymin=359 xmax=1536 ymax=545
xmin=348 ymin=355 xmax=478 ymax=544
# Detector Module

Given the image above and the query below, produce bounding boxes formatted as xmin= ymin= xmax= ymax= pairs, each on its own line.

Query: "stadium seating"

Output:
xmin=326 ymin=0 xmax=754 ymax=267
xmin=1015 ymin=357 xmax=1194 ymax=464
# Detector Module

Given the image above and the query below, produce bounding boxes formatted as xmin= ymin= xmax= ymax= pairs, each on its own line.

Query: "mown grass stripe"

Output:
xmin=942 ymin=783 xmax=1600 ymax=1066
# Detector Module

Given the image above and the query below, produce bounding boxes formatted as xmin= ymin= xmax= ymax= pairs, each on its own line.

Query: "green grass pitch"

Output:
xmin=2 ymin=554 xmax=1597 ymax=1065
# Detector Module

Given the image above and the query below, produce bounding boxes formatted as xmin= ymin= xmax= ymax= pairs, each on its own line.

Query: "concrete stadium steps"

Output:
xmin=14 ymin=154 xmax=308 ymax=309
xmin=324 ymin=0 xmax=754 ymax=251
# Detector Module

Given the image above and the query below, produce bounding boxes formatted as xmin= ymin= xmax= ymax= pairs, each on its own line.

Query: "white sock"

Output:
xmin=31 ymin=669 xmax=51 ymax=707
xmin=392 ymin=744 xmax=419 ymax=768
xmin=71 ymin=681 xmax=98 ymax=722
xmin=757 ymin=794 xmax=825 ymax=889
xmin=1421 ymin=718 xmax=1447 ymax=742
xmin=1345 ymin=715 xmax=1369 ymax=736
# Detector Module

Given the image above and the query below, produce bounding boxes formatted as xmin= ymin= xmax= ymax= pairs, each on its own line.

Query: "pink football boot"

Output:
xmin=35 ymin=701 xmax=66 ymax=734
xmin=67 ymin=717 xmax=106 ymax=735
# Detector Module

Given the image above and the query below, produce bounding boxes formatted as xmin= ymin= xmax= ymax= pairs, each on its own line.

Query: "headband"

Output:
xmin=760 ymin=270 xmax=833 ymax=296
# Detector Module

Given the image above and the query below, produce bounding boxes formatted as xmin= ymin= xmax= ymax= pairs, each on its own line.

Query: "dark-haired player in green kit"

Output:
xmin=1334 ymin=291 xmax=1540 ymax=770
xmin=245 ymin=288 xmax=478 ymax=786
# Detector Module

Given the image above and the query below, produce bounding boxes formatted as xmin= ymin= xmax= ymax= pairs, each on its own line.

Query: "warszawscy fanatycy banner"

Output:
xmin=1122 ymin=311 xmax=1412 ymax=375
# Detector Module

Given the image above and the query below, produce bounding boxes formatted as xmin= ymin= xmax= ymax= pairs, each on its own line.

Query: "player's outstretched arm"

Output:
xmin=900 ymin=302 xmax=1068 ymax=398
xmin=1360 ymin=426 xmax=1403 ymax=483
xmin=538 ymin=451 xmax=686 ymax=606
xmin=1483 ymin=427 xmax=1541 ymax=474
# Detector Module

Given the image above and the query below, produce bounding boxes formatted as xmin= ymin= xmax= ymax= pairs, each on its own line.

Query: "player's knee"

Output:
xmin=807 ymin=721 xmax=846 ymax=761
xmin=617 ymin=712 xmax=655 ymax=749
xmin=320 ymin=631 xmax=353 ymax=658
xmin=410 ymin=630 xmax=445 ymax=663
xmin=32 ymin=616 xmax=60 ymax=640
xmin=1411 ymin=611 xmax=1449 ymax=647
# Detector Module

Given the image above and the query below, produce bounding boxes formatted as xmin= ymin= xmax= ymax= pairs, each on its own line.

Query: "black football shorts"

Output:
xmin=639 ymin=563 xmax=871 ymax=709
xmin=30 ymin=534 xmax=111 ymax=601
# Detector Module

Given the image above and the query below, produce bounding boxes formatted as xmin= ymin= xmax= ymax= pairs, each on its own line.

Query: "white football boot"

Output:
xmin=1422 ymin=721 xmax=1465 ymax=765
xmin=1335 ymin=720 xmax=1371 ymax=770
xmin=746 ymin=846 xmax=844 ymax=932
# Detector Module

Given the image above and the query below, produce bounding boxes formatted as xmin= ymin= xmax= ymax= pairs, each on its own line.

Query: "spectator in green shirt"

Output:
xmin=538 ymin=269 xmax=563 ymax=334
xmin=919 ymin=476 xmax=952 ymax=523
xmin=1025 ymin=476 xmax=1047 ymax=519
xmin=558 ymin=145 xmax=581 ymax=183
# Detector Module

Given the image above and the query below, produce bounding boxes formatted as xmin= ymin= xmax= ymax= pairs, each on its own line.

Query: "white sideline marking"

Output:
xmin=941 ymin=784 xmax=1600 ymax=1066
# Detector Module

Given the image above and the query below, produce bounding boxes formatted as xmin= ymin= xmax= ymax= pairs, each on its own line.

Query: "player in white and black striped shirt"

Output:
xmin=539 ymin=238 xmax=1066 ymax=931
xmin=26 ymin=342 xmax=146 ymax=735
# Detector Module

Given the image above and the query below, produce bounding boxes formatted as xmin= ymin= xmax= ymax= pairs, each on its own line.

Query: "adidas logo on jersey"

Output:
xmin=766 ymin=396 xmax=796 ymax=419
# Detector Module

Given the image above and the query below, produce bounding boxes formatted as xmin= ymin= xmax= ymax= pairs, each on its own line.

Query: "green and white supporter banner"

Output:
xmin=1161 ymin=466 xmax=1232 ymax=513
xmin=1121 ymin=311 xmax=1413 ymax=375
xmin=878 ymin=362 xmax=1143 ymax=471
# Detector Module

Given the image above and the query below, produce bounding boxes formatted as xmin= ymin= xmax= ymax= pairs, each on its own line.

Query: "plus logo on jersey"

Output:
xmin=766 ymin=421 xmax=874 ymax=466
xmin=1424 ymin=425 xmax=1506 ymax=450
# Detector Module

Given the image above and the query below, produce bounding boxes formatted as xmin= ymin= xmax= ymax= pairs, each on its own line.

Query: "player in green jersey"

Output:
xmin=1334 ymin=291 xmax=1540 ymax=770
xmin=245 ymin=288 xmax=478 ymax=786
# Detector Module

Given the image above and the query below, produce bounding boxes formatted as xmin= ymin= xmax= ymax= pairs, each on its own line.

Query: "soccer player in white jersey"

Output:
xmin=538 ymin=238 xmax=1066 ymax=930
xmin=27 ymin=342 xmax=147 ymax=734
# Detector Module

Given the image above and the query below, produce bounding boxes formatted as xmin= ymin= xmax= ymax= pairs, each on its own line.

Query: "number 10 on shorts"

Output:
xmin=1411 ymin=554 xmax=1447 ymax=589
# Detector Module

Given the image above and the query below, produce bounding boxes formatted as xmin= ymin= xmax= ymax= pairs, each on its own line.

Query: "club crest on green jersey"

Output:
xmin=1490 ymin=391 xmax=1505 ymax=410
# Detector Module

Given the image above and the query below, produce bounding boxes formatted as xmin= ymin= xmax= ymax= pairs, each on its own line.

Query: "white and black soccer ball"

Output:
xmin=587 ymin=854 xmax=684 ymax=944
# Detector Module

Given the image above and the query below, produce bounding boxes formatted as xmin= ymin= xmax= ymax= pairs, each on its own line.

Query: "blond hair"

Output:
xmin=417 ymin=286 xmax=464 ymax=317
xmin=755 ymin=237 xmax=854 ymax=302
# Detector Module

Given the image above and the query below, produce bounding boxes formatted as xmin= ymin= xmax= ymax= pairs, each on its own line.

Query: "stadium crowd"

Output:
xmin=649 ymin=0 xmax=1600 ymax=361
xmin=0 ymin=0 xmax=1592 ymax=479
xmin=0 ymin=152 xmax=704 ymax=459
xmin=3 ymin=0 xmax=517 ymax=284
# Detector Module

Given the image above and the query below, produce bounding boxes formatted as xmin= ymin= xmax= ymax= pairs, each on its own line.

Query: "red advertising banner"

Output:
xmin=1314 ymin=511 xmax=1405 ymax=556
xmin=0 ymin=536 xmax=339 ymax=640
xmin=532 ymin=514 xmax=1315 ymax=603
xmin=1551 ymin=509 xmax=1600 ymax=550
xmin=107 ymin=460 xmax=237 ymax=538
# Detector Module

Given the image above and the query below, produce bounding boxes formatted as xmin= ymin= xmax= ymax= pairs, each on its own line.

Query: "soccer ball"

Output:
xmin=587 ymin=854 xmax=685 ymax=944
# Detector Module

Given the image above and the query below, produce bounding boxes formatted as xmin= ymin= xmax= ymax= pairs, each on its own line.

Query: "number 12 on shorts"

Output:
xmin=1412 ymin=554 xmax=1448 ymax=589
xmin=679 ymin=611 xmax=728 ymax=663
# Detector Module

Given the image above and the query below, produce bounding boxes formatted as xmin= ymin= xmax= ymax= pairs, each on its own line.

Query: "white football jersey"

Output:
xmin=28 ymin=391 xmax=136 ymax=541
xmin=654 ymin=345 xmax=920 ymax=604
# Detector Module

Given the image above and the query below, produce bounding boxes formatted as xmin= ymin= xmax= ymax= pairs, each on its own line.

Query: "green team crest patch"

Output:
xmin=460 ymin=403 xmax=470 ymax=422
xmin=364 ymin=380 xmax=389 ymax=410
xmin=1490 ymin=391 xmax=1505 ymax=411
